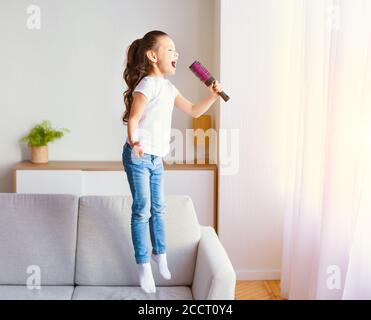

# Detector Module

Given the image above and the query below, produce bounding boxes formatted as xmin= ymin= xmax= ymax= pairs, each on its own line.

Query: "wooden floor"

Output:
xmin=235 ymin=280 xmax=286 ymax=300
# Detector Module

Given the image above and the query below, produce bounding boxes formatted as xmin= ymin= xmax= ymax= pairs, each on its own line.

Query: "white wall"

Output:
xmin=0 ymin=0 xmax=217 ymax=192
xmin=218 ymin=0 xmax=289 ymax=279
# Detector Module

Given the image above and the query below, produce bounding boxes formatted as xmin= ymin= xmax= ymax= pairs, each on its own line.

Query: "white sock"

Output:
xmin=137 ymin=262 xmax=156 ymax=293
xmin=152 ymin=253 xmax=172 ymax=280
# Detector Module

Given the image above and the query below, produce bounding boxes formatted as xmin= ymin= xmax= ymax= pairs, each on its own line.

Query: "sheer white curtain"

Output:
xmin=280 ymin=0 xmax=371 ymax=299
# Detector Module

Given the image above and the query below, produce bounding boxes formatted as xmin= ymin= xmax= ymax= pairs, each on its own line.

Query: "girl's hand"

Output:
xmin=208 ymin=80 xmax=223 ymax=98
xmin=133 ymin=144 xmax=144 ymax=158
xmin=130 ymin=141 xmax=144 ymax=157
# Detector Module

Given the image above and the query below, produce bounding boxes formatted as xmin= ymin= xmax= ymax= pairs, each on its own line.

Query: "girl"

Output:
xmin=121 ymin=30 xmax=223 ymax=293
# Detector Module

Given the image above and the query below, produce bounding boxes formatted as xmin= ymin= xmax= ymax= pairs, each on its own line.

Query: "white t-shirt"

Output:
xmin=126 ymin=76 xmax=179 ymax=157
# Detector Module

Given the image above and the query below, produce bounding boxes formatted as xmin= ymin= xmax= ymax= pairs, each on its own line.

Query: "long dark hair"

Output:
xmin=122 ymin=30 xmax=168 ymax=125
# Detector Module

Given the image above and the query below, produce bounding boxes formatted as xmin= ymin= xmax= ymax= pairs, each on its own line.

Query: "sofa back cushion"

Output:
xmin=0 ymin=194 xmax=78 ymax=285
xmin=75 ymin=195 xmax=201 ymax=286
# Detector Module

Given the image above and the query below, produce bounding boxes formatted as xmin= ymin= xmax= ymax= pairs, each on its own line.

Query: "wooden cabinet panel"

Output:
xmin=164 ymin=170 xmax=214 ymax=227
xmin=16 ymin=170 xmax=82 ymax=194
xmin=82 ymin=171 xmax=131 ymax=196
xmin=13 ymin=161 xmax=218 ymax=230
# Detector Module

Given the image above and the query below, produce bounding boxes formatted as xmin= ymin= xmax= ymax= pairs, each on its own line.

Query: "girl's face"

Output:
xmin=148 ymin=36 xmax=179 ymax=76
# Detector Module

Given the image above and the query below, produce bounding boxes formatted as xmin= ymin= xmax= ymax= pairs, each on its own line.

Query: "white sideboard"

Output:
xmin=13 ymin=161 xmax=218 ymax=230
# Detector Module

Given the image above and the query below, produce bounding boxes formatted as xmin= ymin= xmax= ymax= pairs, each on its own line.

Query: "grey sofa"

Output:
xmin=0 ymin=193 xmax=236 ymax=300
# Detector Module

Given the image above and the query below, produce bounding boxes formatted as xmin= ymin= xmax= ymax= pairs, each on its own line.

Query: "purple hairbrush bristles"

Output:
xmin=189 ymin=61 xmax=211 ymax=82
xmin=189 ymin=60 xmax=230 ymax=102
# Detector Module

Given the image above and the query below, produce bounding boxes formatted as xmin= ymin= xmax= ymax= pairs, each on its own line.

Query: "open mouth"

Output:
xmin=171 ymin=61 xmax=177 ymax=69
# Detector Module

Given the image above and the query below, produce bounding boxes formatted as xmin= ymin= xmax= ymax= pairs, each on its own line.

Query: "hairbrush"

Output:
xmin=189 ymin=60 xmax=230 ymax=102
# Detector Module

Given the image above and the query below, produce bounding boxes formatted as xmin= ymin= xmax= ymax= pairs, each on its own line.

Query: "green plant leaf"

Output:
xmin=20 ymin=120 xmax=70 ymax=147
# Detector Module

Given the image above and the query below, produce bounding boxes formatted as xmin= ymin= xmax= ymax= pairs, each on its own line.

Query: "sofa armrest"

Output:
xmin=191 ymin=226 xmax=236 ymax=300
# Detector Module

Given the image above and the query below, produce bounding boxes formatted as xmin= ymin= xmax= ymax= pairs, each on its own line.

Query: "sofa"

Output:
xmin=0 ymin=193 xmax=236 ymax=300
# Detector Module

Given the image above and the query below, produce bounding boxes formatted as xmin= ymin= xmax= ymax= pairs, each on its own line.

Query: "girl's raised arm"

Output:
xmin=175 ymin=80 xmax=223 ymax=118
xmin=174 ymin=94 xmax=196 ymax=118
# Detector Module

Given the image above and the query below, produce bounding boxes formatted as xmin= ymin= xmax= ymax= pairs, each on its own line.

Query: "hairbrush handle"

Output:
xmin=189 ymin=61 xmax=230 ymax=102
xmin=218 ymin=91 xmax=230 ymax=102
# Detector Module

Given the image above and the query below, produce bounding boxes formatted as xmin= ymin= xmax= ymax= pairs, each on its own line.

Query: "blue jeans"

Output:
xmin=122 ymin=142 xmax=167 ymax=264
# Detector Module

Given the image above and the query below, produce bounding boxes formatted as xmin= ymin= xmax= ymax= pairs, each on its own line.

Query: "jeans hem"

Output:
xmin=136 ymin=259 xmax=150 ymax=264
xmin=152 ymin=249 xmax=166 ymax=255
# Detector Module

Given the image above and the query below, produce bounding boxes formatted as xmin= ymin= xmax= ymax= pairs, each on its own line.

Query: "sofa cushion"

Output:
xmin=72 ymin=286 xmax=193 ymax=300
xmin=0 ymin=286 xmax=74 ymax=300
xmin=75 ymin=195 xmax=200 ymax=286
xmin=0 ymin=194 xmax=79 ymax=285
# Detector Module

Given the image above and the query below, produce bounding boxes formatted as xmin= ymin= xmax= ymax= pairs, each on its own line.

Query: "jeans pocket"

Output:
xmin=123 ymin=145 xmax=145 ymax=166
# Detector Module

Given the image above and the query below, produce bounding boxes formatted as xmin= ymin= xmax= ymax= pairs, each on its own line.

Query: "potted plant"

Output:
xmin=21 ymin=120 xmax=70 ymax=164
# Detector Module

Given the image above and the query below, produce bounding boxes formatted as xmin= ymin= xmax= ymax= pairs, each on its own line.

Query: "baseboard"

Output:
xmin=236 ymin=269 xmax=281 ymax=280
